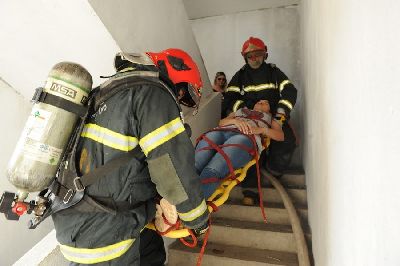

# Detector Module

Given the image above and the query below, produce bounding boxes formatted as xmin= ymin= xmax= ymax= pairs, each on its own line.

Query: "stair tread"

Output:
xmin=262 ymin=186 xmax=306 ymax=191
xmin=262 ymin=168 xmax=306 ymax=188
xmin=230 ymin=186 xmax=308 ymax=205
xmin=169 ymin=241 xmax=299 ymax=265
xmin=263 ymin=183 xmax=307 ymax=189
xmin=233 ymin=187 xmax=307 ymax=193
xmin=212 ymin=217 xmax=311 ymax=234
xmin=226 ymin=198 xmax=308 ymax=210
xmin=281 ymin=168 xmax=305 ymax=175
xmin=213 ymin=217 xmax=292 ymax=233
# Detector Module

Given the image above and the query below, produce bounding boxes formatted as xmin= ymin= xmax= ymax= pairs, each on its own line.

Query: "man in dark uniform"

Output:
xmin=223 ymin=37 xmax=298 ymax=205
xmin=52 ymin=49 xmax=209 ymax=265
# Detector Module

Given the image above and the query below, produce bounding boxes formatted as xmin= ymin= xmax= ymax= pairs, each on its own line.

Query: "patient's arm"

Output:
xmin=251 ymin=120 xmax=284 ymax=141
xmin=219 ymin=113 xmax=253 ymax=135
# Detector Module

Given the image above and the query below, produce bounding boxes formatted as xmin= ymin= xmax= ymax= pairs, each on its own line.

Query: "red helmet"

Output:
xmin=241 ymin=37 xmax=267 ymax=56
xmin=146 ymin=48 xmax=203 ymax=107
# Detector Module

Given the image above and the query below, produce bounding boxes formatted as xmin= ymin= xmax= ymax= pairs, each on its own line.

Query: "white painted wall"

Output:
xmin=183 ymin=0 xmax=299 ymax=19
xmin=0 ymin=1 xmax=120 ymax=264
xmin=300 ymin=0 xmax=400 ymax=265
xmin=191 ymin=7 xmax=303 ymax=166
xmin=0 ymin=1 xmax=119 ymax=100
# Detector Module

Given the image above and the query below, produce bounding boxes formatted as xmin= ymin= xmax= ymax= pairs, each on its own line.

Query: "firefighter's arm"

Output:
xmin=223 ymin=71 xmax=245 ymax=114
xmin=133 ymin=85 xmax=209 ymax=229
xmin=275 ymin=67 xmax=297 ymax=117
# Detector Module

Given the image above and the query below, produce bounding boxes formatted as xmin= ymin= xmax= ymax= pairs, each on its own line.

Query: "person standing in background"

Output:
xmin=212 ymin=71 xmax=227 ymax=93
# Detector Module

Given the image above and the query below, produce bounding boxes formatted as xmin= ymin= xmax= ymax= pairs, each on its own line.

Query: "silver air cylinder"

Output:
xmin=6 ymin=62 xmax=92 ymax=199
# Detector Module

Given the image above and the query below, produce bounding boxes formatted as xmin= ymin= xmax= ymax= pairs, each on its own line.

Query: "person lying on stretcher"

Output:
xmin=195 ymin=99 xmax=284 ymax=198
xmin=154 ymin=100 xmax=283 ymax=233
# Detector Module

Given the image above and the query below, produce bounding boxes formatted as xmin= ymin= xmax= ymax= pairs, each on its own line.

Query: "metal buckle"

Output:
xmin=63 ymin=189 xmax=75 ymax=204
xmin=31 ymin=87 xmax=44 ymax=103
xmin=73 ymin=177 xmax=85 ymax=192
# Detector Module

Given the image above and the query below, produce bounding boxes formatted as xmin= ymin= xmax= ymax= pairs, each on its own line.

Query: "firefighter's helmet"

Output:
xmin=147 ymin=48 xmax=203 ymax=107
xmin=241 ymin=37 xmax=268 ymax=57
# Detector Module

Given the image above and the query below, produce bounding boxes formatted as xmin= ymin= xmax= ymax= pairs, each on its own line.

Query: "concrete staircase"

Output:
xmin=168 ymin=170 xmax=311 ymax=266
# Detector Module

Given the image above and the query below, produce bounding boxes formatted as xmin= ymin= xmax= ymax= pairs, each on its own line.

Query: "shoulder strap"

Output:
xmin=31 ymin=87 xmax=88 ymax=117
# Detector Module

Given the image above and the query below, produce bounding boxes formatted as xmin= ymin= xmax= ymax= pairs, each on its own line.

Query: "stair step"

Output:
xmin=213 ymin=199 xmax=308 ymax=227
xmin=168 ymin=241 xmax=299 ymax=266
xmin=208 ymin=217 xmax=307 ymax=253
xmin=263 ymin=173 xmax=306 ymax=188
xmin=230 ymin=187 xmax=308 ymax=205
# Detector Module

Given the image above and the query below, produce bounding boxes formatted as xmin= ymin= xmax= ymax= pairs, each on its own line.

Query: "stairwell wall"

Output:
xmin=300 ymin=0 xmax=400 ymax=265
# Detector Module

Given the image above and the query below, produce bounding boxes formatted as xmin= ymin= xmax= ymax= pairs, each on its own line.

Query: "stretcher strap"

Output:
xmin=198 ymin=128 xmax=267 ymax=222
xmin=196 ymin=218 xmax=211 ymax=266
xmin=146 ymin=128 xmax=268 ymax=238
xmin=201 ymin=134 xmax=237 ymax=180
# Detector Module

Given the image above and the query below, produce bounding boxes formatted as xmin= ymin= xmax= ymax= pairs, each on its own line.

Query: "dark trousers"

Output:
xmin=139 ymin=228 xmax=166 ymax=266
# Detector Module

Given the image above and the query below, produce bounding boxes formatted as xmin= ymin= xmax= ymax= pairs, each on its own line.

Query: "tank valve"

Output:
xmin=0 ymin=191 xmax=47 ymax=221
xmin=0 ymin=192 xmax=20 ymax=220
xmin=12 ymin=202 xmax=28 ymax=216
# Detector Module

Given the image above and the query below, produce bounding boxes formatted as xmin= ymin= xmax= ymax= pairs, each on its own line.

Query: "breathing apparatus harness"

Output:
xmin=1 ymin=67 xmax=185 ymax=229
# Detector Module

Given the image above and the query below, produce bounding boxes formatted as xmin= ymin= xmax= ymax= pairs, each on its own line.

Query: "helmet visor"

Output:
xmin=177 ymin=83 xmax=201 ymax=108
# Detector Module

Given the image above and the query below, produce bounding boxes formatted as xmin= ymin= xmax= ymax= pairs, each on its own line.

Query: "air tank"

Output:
xmin=6 ymin=62 xmax=92 ymax=200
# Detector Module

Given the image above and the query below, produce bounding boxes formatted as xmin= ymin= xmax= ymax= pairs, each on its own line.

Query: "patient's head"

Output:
xmin=253 ymin=100 xmax=270 ymax=113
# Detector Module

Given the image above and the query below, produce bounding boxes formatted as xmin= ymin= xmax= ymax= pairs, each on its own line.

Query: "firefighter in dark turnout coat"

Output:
xmin=223 ymin=37 xmax=298 ymax=204
xmin=52 ymin=49 xmax=209 ymax=265
xmin=223 ymin=36 xmax=297 ymax=120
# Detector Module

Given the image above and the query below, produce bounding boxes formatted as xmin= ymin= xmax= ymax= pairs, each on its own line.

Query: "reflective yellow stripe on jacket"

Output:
xmin=139 ymin=117 xmax=185 ymax=156
xmin=226 ymin=86 xmax=240 ymax=93
xmin=60 ymin=239 xmax=134 ymax=264
xmin=243 ymin=83 xmax=276 ymax=92
xmin=81 ymin=123 xmax=139 ymax=151
xmin=279 ymin=80 xmax=291 ymax=93
xmin=178 ymin=199 xmax=207 ymax=222
xmin=279 ymin=99 xmax=293 ymax=110
xmin=233 ymin=100 xmax=244 ymax=112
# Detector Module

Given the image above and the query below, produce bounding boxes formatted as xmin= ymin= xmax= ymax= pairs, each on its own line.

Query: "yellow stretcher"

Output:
xmin=146 ymin=158 xmax=257 ymax=238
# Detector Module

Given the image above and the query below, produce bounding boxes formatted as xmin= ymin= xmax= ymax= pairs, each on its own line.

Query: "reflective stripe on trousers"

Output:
xmin=59 ymin=239 xmax=135 ymax=264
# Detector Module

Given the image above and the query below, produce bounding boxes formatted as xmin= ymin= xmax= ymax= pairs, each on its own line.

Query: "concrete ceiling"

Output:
xmin=182 ymin=0 xmax=299 ymax=20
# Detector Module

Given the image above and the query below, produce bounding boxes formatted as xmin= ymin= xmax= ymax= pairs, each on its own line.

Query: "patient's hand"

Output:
xmin=251 ymin=127 xmax=267 ymax=136
xmin=234 ymin=120 xmax=253 ymax=134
